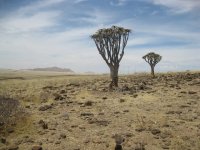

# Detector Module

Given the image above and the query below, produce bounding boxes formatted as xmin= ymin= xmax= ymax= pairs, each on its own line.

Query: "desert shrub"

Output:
xmin=0 ymin=96 xmax=20 ymax=127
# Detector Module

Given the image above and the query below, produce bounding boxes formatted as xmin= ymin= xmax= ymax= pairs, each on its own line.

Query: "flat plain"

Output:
xmin=0 ymin=70 xmax=200 ymax=150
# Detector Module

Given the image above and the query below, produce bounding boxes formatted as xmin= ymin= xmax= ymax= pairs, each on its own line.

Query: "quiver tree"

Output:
xmin=142 ymin=52 xmax=162 ymax=77
xmin=91 ymin=26 xmax=131 ymax=88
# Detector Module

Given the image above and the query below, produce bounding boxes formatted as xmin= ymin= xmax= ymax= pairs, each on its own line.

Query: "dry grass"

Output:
xmin=0 ymin=70 xmax=199 ymax=150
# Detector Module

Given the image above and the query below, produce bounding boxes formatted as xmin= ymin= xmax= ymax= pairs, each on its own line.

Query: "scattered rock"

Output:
xmin=102 ymin=97 xmax=107 ymax=100
xmin=25 ymin=105 xmax=31 ymax=108
xmin=59 ymin=112 xmax=69 ymax=120
xmin=151 ymin=128 xmax=161 ymax=135
xmin=124 ymin=132 xmax=134 ymax=137
xmin=88 ymin=119 xmax=110 ymax=126
xmin=121 ymin=85 xmax=130 ymax=91
xmin=55 ymin=141 xmax=61 ymax=144
xmin=38 ymin=120 xmax=48 ymax=129
xmin=38 ymin=105 xmax=52 ymax=111
xmin=123 ymin=109 xmax=129 ymax=112
xmin=32 ymin=146 xmax=43 ymax=150
xmin=119 ymin=99 xmax=125 ymax=103
xmin=84 ymin=100 xmax=93 ymax=106
xmin=60 ymin=133 xmax=66 ymax=139
xmin=98 ymin=112 xmax=104 ymax=115
xmin=60 ymin=90 xmax=66 ymax=94
xmin=81 ymin=112 xmax=94 ymax=116
xmin=135 ymin=127 xmax=145 ymax=132
xmin=42 ymin=86 xmax=55 ymax=90
xmin=71 ymin=125 xmax=78 ymax=128
xmin=162 ymin=145 xmax=169 ymax=149
xmin=179 ymin=105 xmax=190 ymax=108
xmin=114 ymin=111 xmax=120 ymax=114
xmin=7 ymin=128 xmax=14 ymax=133
xmin=54 ymin=93 xmax=65 ymax=101
xmin=0 ymin=137 xmax=6 ymax=144
xmin=83 ymin=138 xmax=90 ymax=144
xmin=7 ymin=145 xmax=19 ymax=150
xmin=133 ymin=94 xmax=138 ymax=98
xmin=188 ymin=91 xmax=197 ymax=94
xmin=166 ymin=110 xmax=182 ymax=115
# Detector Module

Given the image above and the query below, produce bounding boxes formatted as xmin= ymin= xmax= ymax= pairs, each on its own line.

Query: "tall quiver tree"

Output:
xmin=91 ymin=26 xmax=131 ymax=88
xmin=142 ymin=52 xmax=162 ymax=77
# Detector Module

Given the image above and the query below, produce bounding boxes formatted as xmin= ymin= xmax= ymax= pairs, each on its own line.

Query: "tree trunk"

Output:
xmin=109 ymin=66 xmax=119 ymax=88
xmin=150 ymin=65 xmax=155 ymax=77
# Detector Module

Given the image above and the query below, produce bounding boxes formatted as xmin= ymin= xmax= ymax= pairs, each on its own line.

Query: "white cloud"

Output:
xmin=18 ymin=0 xmax=66 ymax=14
xmin=128 ymin=37 xmax=156 ymax=47
xmin=0 ymin=0 xmax=112 ymax=72
xmin=74 ymin=0 xmax=88 ymax=3
xmin=69 ymin=9 xmax=115 ymax=26
xmin=0 ymin=0 xmax=199 ymax=73
xmin=0 ymin=11 xmax=61 ymax=33
xmin=150 ymin=0 xmax=200 ymax=13
xmin=118 ymin=18 xmax=200 ymax=43
xmin=110 ymin=0 xmax=128 ymax=6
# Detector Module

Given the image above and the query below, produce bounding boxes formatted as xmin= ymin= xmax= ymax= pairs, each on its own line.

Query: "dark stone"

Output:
xmin=88 ymin=119 xmax=109 ymax=126
xmin=1 ymin=137 xmax=6 ymax=144
xmin=60 ymin=90 xmax=66 ymax=94
xmin=60 ymin=112 xmax=69 ymax=120
xmin=7 ymin=128 xmax=14 ymax=133
xmin=8 ymin=145 xmax=19 ymax=150
xmin=188 ymin=91 xmax=197 ymax=94
xmin=84 ymin=101 xmax=93 ymax=106
xmin=38 ymin=120 xmax=48 ymax=129
xmin=151 ymin=129 xmax=161 ymax=135
xmin=54 ymin=93 xmax=65 ymax=101
xmin=55 ymin=141 xmax=61 ymax=144
xmin=122 ymin=85 xmax=129 ymax=91
xmin=60 ymin=133 xmax=66 ymax=139
xmin=42 ymin=86 xmax=54 ymax=90
xmin=119 ymin=99 xmax=125 ymax=103
xmin=133 ymin=94 xmax=138 ymax=98
xmin=38 ymin=105 xmax=52 ymax=111
xmin=123 ymin=110 xmax=129 ymax=113
xmin=135 ymin=127 xmax=145 ymax=132
xmin=80 ymin=112 xmax=94 ymax=116
xmin=32 ymin=146 xmax=43 ymax=150
xmin=0 ymin=122 xmax=4 ymax=126
xmin=102 ymin=97 xmax=107 ymax=100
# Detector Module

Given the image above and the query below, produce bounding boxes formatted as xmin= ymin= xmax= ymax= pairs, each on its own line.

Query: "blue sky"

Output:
xmin=0 ymin=0 xmax=200 ymax=73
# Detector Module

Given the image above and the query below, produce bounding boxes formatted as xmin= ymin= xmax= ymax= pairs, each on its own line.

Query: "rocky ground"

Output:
xmin=0 ymin=72 xmax=200 ymax=150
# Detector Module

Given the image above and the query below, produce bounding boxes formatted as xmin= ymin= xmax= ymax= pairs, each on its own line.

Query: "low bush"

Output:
xmin=0 ymin=96 xmax=20 ymax=127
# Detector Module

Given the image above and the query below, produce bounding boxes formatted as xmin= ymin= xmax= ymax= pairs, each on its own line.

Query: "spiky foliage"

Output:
xmin=91 ymin=26 xmax=131 ymax=66
xmin=143 ymin=52 xmax=162 ymax=77
xmin=91 ymin=26 xmax=131 ymax=88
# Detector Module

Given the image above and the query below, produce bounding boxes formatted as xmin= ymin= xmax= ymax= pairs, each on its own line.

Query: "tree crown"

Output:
xmin=142 ymin=52 xmax=162 ymax=66
xmin=91 ymin=26 xmax=131 ymax=39
xmin=91 ymin=26 xmax=131 ymax=66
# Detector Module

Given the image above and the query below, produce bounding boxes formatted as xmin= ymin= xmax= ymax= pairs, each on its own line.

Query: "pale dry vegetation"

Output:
xmin=0 ymin=71 xmax=200 ymax=150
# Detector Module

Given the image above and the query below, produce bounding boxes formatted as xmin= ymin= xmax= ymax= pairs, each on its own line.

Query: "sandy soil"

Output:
xmin=0 ymin=72 xmax=200 ymax=150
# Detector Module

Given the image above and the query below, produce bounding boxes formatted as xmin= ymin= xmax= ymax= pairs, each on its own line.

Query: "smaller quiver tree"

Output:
xmin=142 ymin=52 xmax=162 ymax=77
xmin=91 ymin=26 xmax=131 ymax=88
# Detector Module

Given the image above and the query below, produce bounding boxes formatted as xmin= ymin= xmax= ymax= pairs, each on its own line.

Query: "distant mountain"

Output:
xmin=84 ymin=71 xmax=95 ymax=74
xmin=30 ymin=67 xmax=74 ymax=73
